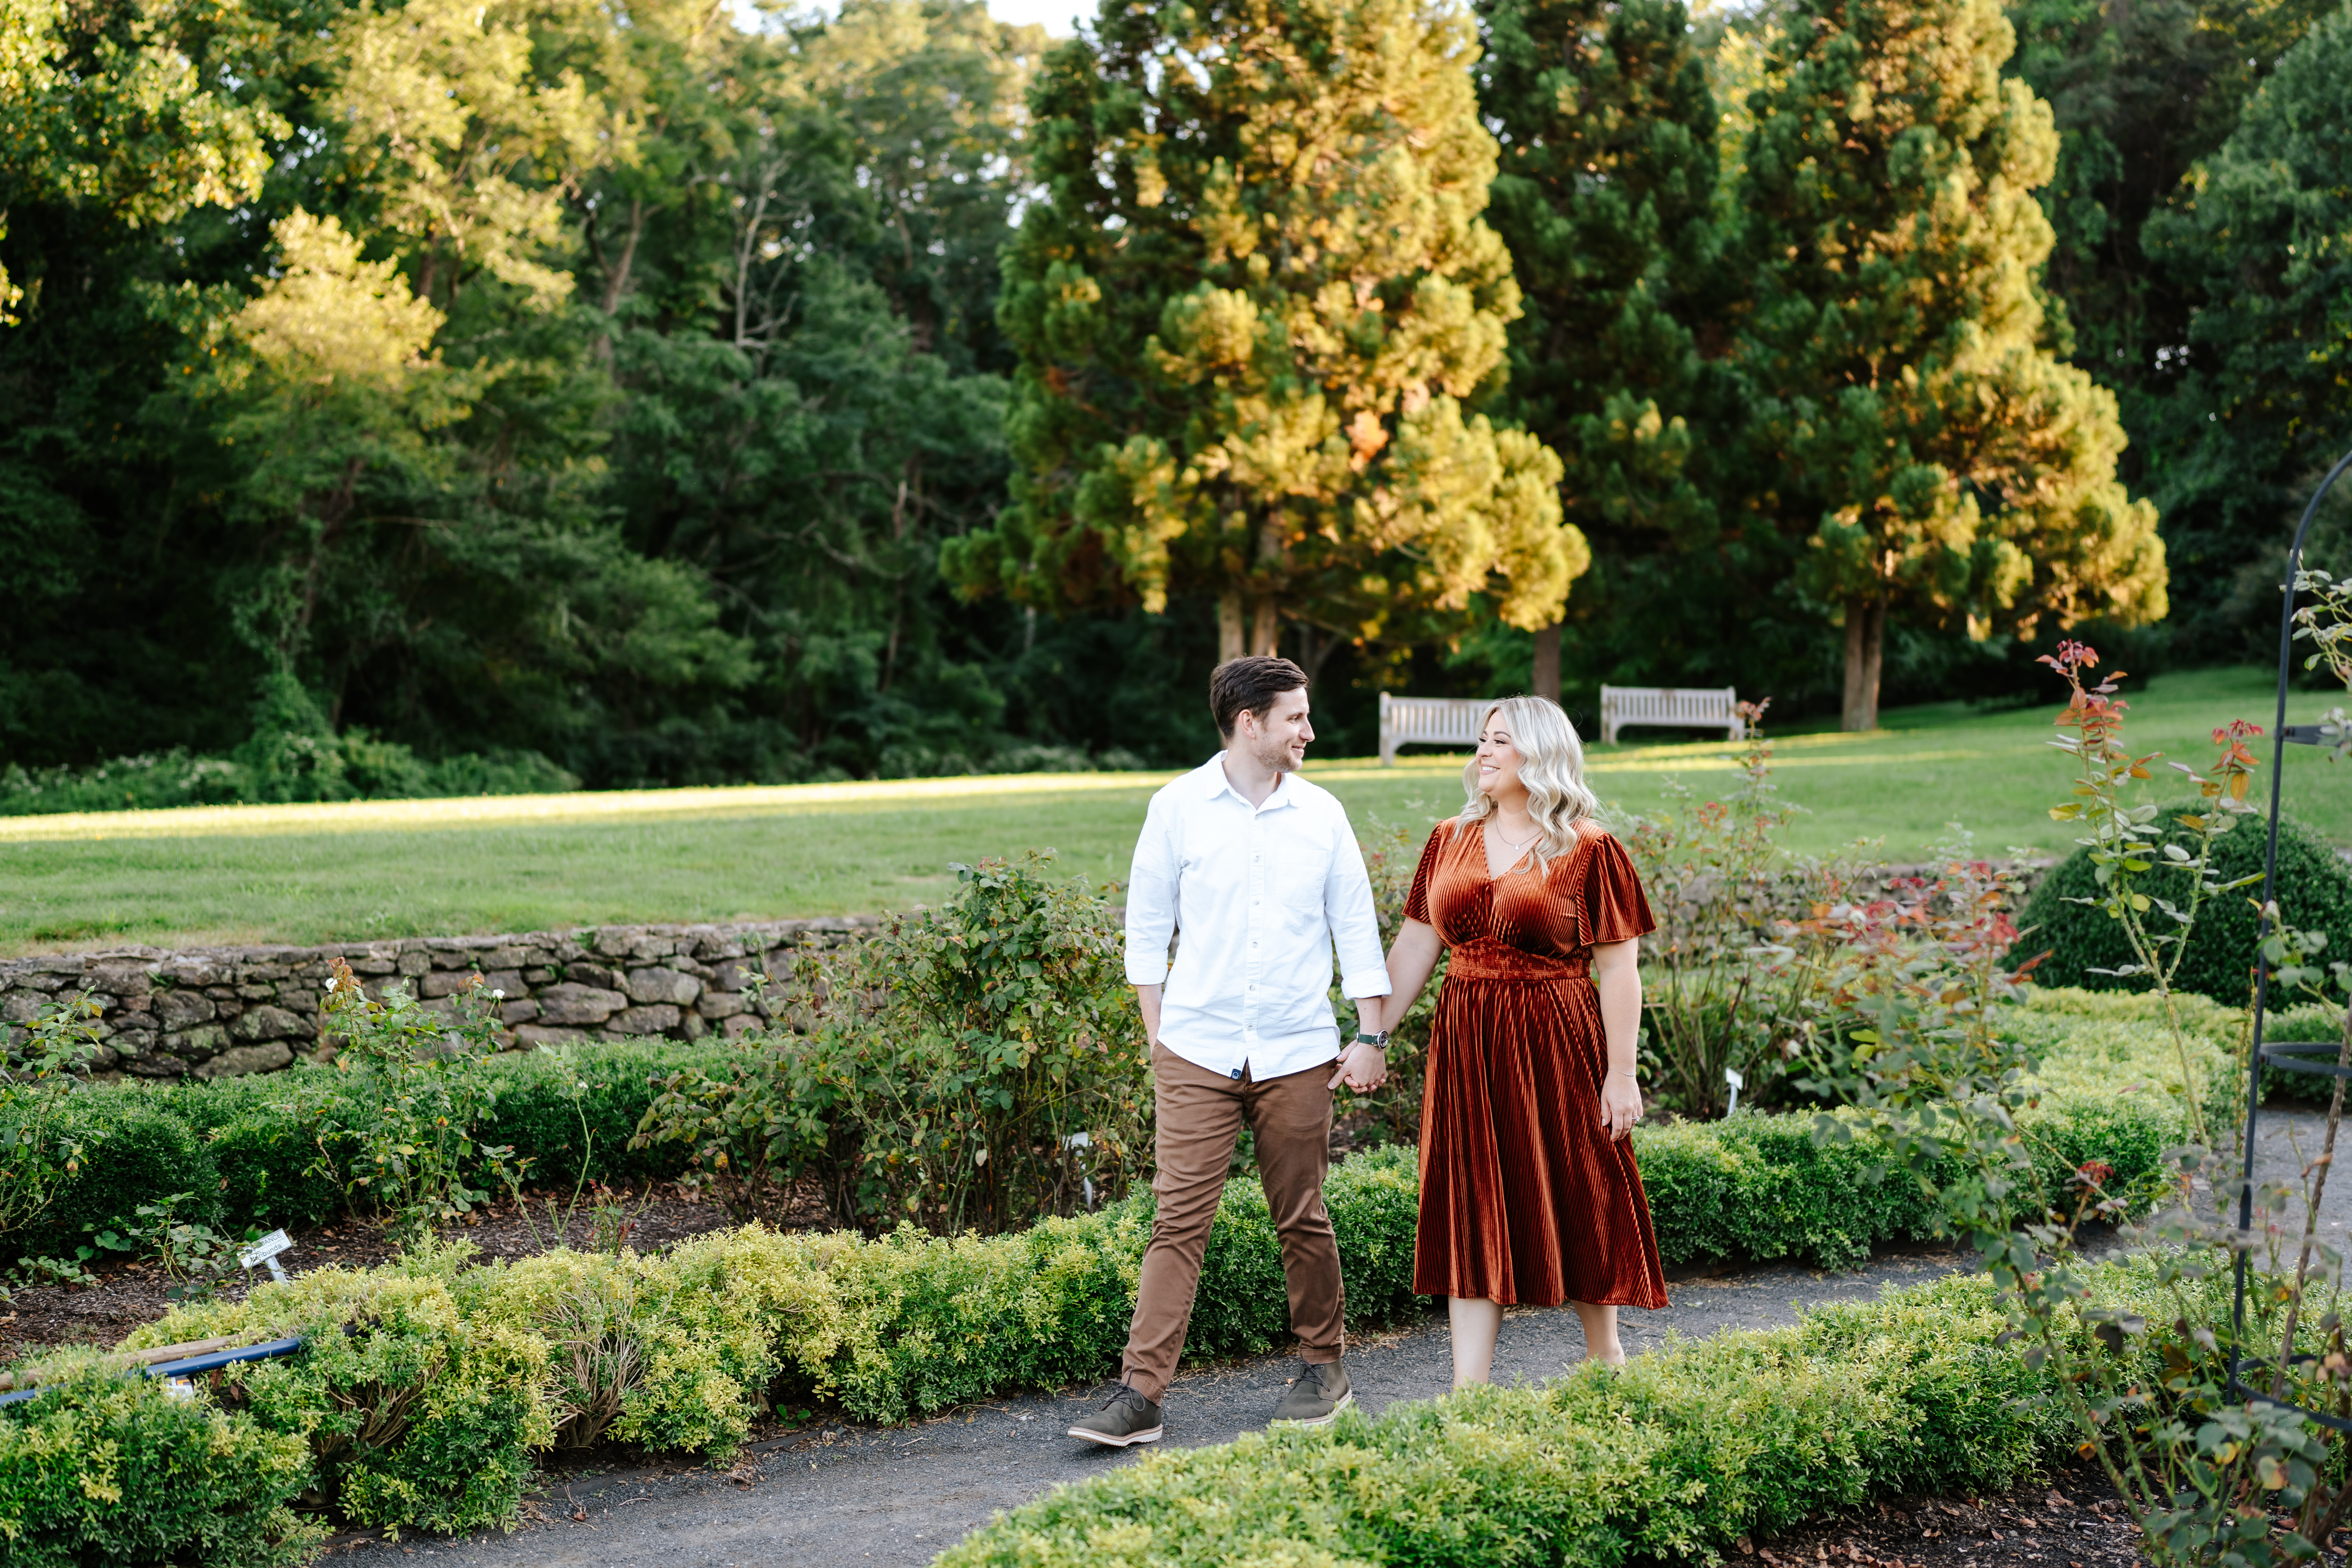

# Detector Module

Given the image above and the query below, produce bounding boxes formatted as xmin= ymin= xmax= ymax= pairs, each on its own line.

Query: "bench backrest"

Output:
xmin=1377 ymin=693 xmax=1488 ymax=764
xmin=1375 ymin=686 xmax=1745 ymax=762
xmin=1597 ymin=685 xmax=1742 ymax=744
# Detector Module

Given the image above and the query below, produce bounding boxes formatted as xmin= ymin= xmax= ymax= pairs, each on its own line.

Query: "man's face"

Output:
xmin=1240 ymin=687 xmax=1314 ymax=773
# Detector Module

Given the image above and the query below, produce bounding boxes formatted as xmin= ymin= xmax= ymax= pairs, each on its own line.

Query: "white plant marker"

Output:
xmin=1724 ymin=1068 xmax=1744 ymax=1119
xmin=239 ymin=1229 xmax=294 ymax=1285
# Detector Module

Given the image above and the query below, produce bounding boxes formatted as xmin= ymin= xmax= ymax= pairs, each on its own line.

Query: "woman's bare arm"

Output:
xmin=1362 ymin=919 xmax=1444 ymax=1035
xmin=1590 ymin=936 xmax=1642 ymax=1138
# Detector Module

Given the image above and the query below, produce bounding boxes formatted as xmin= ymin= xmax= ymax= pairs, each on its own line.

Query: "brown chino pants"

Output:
xmin=1120 ymin=1042 xmax=1346 ymax=1402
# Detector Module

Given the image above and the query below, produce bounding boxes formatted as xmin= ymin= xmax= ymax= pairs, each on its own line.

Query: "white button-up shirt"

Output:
xmin=1123 ymin=754 xmax=1391 ymax=1081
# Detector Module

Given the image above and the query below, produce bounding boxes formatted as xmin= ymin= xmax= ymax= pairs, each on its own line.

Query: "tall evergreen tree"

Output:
xmin=2006 ymin=0 xmax=2337 ymax=396
xmin=1737 ymin=0 xmax=2166 ymax=729
xmin=957 ymin=0 xmax=1584 ymax=664
xmin=1475 ymin=0 xmax=1731 ymax=701
xmin=2143 ymin=0 xmax=2352 ymax=619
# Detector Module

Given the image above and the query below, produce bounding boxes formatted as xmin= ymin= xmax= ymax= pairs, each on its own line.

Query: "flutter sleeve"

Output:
xmin=1403 ymin=821 xmax=1454 ymax=926
xmin=1579 ymin=831 xmax=1657 ymax=945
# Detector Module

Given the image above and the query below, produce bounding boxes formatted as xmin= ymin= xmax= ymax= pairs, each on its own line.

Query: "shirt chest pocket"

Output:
xmin=1273 ymin=822 xmax=1332 ymax=916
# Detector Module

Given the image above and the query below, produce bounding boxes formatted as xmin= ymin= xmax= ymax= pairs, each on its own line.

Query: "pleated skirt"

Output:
xmin=1413 ymin=973 xmax=1671 ymax=1308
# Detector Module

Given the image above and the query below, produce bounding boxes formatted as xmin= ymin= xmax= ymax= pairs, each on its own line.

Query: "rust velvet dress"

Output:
xmin=1407 ymin=819 xmax=1671 ymax=1308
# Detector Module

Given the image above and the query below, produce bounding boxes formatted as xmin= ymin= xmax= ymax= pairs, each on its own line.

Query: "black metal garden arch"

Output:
xmin=2228 ymin=443 xmax=2352 ymax=1426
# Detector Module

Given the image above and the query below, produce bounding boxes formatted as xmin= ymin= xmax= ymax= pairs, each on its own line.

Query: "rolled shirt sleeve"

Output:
xmin=1325 ymin=815 xmax=1392 ymax=1002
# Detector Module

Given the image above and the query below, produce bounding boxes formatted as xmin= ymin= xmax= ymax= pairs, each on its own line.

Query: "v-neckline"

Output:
xmin=1479 ymin=819 xmax=1537 ymax=882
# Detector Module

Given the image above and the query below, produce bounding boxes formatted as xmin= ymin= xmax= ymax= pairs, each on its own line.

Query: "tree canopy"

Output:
xmin=0 ymin=0 xmax=2337 ymax=795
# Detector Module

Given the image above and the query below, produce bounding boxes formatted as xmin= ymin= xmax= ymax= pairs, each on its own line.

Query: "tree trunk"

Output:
xmin=591 ymin=197 xmax=645 ymax=366
xmin=1249 ymin=596 xmax=1279 ymax=657
xmin=1532 ymin=621 xmax=1561 ymax=703
xmin=1217 ymin=592 xmax=1245 ymax=663
xmin=1840 ymin=596 xmax=1887 ymax=731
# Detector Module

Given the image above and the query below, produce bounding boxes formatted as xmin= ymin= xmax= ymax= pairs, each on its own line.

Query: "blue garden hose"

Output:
xmin=0 ymin=1336 xmax=305 ymax=1408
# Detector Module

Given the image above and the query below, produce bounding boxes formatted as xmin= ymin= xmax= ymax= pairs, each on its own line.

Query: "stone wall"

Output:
xmin=0 ymin=920 xmax=880 ymax=1081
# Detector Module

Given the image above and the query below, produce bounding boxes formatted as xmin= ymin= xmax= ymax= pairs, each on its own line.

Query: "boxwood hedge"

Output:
xmin=5 ymin=1039 xmax=723 ymax=1261
xmin=0 ymin=1352 xmax=321 ymax=1567
xmin=936 ymin=1267 xmax=2112 ymax=1568
xmin=0 ymin=996 xmax=2221 ymax=1554
xmin=2014 ymin=806 xmax=2352 ymax=1001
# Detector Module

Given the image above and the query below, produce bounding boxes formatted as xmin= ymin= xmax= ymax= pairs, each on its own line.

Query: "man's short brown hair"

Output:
xmin=1210 ymin=655 xmax=1309 ymax=739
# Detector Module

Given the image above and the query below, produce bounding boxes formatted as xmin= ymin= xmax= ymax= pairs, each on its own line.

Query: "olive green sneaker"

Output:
xmin=1068 ymin=1382 xmax=1163 ymax=1448
xmin=1268 ymin=1359 xmax=1353 ymax=1427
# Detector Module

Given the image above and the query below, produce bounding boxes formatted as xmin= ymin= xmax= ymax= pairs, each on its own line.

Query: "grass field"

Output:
xmin=1 ymin=665 xmax=2342 ymax=955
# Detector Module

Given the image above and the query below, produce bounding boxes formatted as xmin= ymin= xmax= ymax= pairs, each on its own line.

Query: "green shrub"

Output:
xmin=25 ymin=1100 xmax=220 ymax=1262
xmin=474 ymin=1038 xmax=711 ymax=1191
xmin=937 ymin=1270 xmax=2068 ymax=1568
xmin=0 ymin=1352 xmax=321 ymax=1567
xmin=0 ymin=671 xmax=579 ymax=817
xmin=456 ymin=1245 xmax=789 ymax=1460
xmin=0 ymin=1040 xmax=726 ymax=1264
xmin=121 ymin=1250 xmax=553 ymax=1537
xmin=35 ymin=1002 xmax=2194 ymax=1540
xmin=1638 ymin=1113 xmax=1942 ymax=1270
xmin=1635 ymin=1085 xmax=2180 ymax=1272
xmin=2016 ymin=807 xmax=2352 ymax=1001
xmin=637 ymin=853 xmax=1151 ymax=1235
xmin=158 ymin=1074 xmax=347 ymax=1231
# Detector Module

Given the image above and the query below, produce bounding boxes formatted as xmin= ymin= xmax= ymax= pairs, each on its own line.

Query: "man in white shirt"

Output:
xmin=1069 ymin=656 xmax=1394 ymax=1448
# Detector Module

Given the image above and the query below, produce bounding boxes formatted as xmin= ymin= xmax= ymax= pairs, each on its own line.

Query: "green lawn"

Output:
xmin=1 ymin=665 xmax=2341 ymax=954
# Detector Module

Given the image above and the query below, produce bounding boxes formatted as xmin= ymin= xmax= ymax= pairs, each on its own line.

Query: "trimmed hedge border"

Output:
xmin=6 ymin=995 xmax=2200 ymax=1274
xmin=937 ymin=1269 xmax=2094 ymax=1568
xmin=11 ymin=1038 xmax=722 ymax=1260
xmin=0 ymin=994 xmax=2217 ymax=1554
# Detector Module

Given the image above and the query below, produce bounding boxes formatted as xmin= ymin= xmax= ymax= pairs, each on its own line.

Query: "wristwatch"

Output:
xmin=1354 ymin=1029 xmax=1391 ymax=1048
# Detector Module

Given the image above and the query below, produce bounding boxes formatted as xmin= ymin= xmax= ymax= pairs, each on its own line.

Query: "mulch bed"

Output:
xmin=1755 ymin=1462 xmax=2349 ymax=1565
xmin=0 ymin=1178 xmax=835 ymax=1364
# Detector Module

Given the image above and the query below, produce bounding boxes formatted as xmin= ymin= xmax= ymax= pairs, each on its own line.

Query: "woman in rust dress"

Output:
xmin=1359 ymin=694 xmax=1668 ymax=1384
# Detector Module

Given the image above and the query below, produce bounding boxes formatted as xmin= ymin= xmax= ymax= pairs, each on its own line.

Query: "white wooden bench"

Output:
xmin=1377 ymin=693 xmax=1486 ymax=765
xmin=1599 ymin=685 xmax=1742 ymax=745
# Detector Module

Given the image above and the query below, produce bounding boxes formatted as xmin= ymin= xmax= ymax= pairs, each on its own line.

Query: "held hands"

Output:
xmin=1599 ymin=1069 xmax=1642 ymax=1140
xmin=1330 ymin=1041 xmax=1388 ymax=1093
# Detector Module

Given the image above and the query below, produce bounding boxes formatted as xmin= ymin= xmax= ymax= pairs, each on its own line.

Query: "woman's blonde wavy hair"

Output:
xmin=1457 ymin=695 xmax=1601 ymax=869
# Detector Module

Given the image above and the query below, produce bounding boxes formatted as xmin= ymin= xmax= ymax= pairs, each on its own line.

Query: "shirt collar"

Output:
xmin=1203 ymin=753 xmax=1299 ymax=810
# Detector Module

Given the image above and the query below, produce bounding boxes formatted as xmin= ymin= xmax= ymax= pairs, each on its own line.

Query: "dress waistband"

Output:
xmin=1446 ymin=939 xmax=1589 ymax=983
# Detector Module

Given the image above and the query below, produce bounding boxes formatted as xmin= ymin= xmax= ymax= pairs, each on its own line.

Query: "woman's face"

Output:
xmin=1476 ymin=714 xmax=1526 ymax=801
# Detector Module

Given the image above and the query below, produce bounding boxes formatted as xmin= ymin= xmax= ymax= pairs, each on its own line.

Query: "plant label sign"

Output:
xmin=240 ymin=1230 xmax=294 ymax=1283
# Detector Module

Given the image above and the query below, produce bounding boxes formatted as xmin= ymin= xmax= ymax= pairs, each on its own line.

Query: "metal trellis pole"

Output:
xmin=2227 ymin=444 xmax=2352 ymax=1426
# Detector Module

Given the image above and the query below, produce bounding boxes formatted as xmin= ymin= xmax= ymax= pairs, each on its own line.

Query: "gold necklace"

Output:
xmin=1491 ymin=820 xmax=1541 ymax=857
